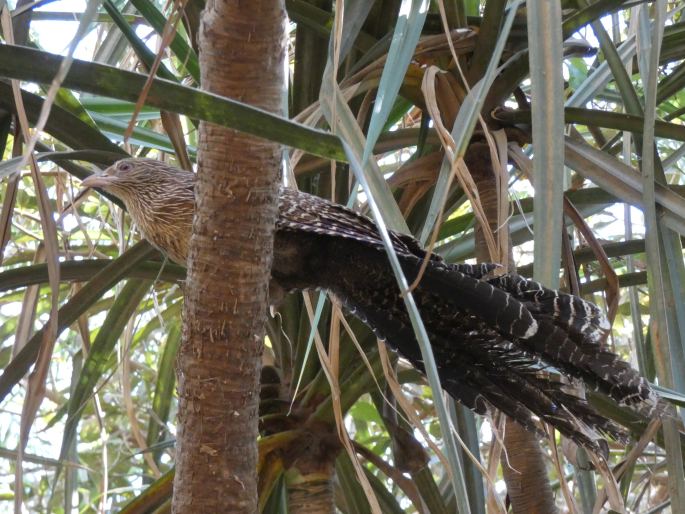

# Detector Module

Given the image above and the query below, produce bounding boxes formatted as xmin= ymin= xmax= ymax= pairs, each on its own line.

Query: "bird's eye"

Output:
xmin=118 ymin=162 xmax=133 ymax=172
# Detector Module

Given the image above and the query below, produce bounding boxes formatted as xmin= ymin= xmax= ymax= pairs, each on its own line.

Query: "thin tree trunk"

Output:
xmin=173 ymin=1 xmax=286 ymax=512
xmin=499 ymin=422 xmax=557 ymax=514
xmin=283 ymin=433 xmax=339 ymax=514
xmin=288 ymin=473 xmax=335 ymax=514
xmin=468 ymin=143 xmax=558 ymax=514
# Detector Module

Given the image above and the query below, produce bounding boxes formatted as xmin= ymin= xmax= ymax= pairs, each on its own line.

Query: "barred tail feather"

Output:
xmin=398 ymin=259 xmax=539 ymax=340
xmin=485 ymin=274 xmax=655 ymax=408
xmin=341 ymin=290 xmax=619 ymax=456
xmin=488 ymin=274 xmax=610 ymax=345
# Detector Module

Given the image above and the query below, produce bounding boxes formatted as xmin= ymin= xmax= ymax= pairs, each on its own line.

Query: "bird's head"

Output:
xmin=82 ymin=158 xmax=137 ymax=191
xmin=83 ymin=158 xmax=179 ymax=196
xmin=81 ymin=158 xmax=195 ymax=264
xmin=81 ymin=158 xmax=195 ymax=207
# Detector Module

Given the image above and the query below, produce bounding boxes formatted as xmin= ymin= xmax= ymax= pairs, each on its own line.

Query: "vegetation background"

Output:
xmin=0 ymin=0 xmax=684 ymax=512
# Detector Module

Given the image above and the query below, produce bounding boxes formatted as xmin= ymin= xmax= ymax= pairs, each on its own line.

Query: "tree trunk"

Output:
xmin=287 ymin=472 xmax=335 ymax=514
xmin=173 ymin=2 xmax=286 ymax=512
xmin=277 ymin=421 xmax=339 ymax=513
xmin=467 ymin=143 xmax=558 ymax=514
xmin=499 ymin=422 xmax=557 ymax=514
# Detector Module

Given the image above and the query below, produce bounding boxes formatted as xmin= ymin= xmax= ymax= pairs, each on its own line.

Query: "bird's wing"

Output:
xmin=277 ymin=187 xmax=438 ymax=260
xmin=278 ymin=188 xmax=500 ymax=279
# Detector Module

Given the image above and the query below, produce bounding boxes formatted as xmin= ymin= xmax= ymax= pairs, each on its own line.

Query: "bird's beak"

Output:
xmin=81 ymin=172 xmax=114 ymax=189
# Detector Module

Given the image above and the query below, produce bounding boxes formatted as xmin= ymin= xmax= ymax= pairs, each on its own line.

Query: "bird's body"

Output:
xmin=82 ymin=158 xmax=655 ymax=455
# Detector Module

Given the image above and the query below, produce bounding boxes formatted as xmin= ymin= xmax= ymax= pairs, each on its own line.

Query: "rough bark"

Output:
xmin=279 ymin=422 xmax=339 ymax=514
xmin=288 ymin=474 xmax=335 ymax=514
xmin=499 ymin=422 xmax=557 ymax=514
xmin=173 ymin=1 xmax=286 ymax=512
xmin=468 ymin=143 xmax=558 ymax=514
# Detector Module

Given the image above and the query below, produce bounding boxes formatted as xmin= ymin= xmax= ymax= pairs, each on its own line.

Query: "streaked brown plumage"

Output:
xmin=82 ymin=158 xmax=656 ymax=455
xmin=83 ymin=159 xmax=194 ymax=264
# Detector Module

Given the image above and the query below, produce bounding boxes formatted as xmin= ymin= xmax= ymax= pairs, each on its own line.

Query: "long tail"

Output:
xmin=291 ymin=236 xmax=636 ymax=454
xmin=343 ymin=292 xmax=625 ymax=456
xmin=274 ymin=190 xmax=656 ymax=453
xmin=400 ymin=259 xmax=655 ymax=409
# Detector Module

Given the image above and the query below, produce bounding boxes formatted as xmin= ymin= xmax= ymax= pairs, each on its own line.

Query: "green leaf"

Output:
xmin=0 ymin=258 xmax=184 ymax=294
xmin=0 ymin=242 xmax=158 ymax=402
xmin=103 ymin=0 xmax=178 ymax=82
xmin=418 ymin=0 xmax=523 ymax=244
xmin=146 ymin=321 xmax=182 ymax=465
xmin=57 ymin=278 xmax=153 ymax=474
xmin=362 ymin=0 xmax=429 ymax=165
xmin=0 ymin=81 xmax=127 ymax=158
xmin=527 ymin=0 xmax=565 ymax=287
xmin=0 ymin=44 xmax=345 ymax=161
xmin=129 ymin=0 xmax=200 ymax=81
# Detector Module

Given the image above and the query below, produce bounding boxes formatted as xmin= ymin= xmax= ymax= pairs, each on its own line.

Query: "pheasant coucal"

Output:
xmin=81 ymin=158 xmax=656 ymax=455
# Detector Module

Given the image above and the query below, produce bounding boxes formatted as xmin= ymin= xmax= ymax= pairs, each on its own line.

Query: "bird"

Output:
xmin=81 ymin=157 xmax=656 ymax=456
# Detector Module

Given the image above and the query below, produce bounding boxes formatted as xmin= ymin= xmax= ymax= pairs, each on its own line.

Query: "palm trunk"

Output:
xmin=287 ymin=472 xmax=335 ymax=514
xmin=499 ymin=421 xmax=557 ymax=514
xmin=280 ymin=422 xmax=338 ymax=513
xmin=173 ymin=1 xmax=286 ymax=512
xmin=468 ymin=143 xmax=558 ymax=514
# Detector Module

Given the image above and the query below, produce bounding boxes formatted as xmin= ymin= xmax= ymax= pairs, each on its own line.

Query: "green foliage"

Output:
xmin=0 ymin=1 xmax=684 ymax=513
